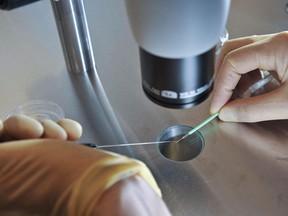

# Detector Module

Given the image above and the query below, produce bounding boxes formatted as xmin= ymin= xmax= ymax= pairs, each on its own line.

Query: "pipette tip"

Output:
xmin=176 ymin=112 xmax=219 ymax=143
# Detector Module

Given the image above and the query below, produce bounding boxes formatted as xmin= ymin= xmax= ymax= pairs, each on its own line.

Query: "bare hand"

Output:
xmin=210 ymin=32 xmax=288 ymax=122
xmin=0 ymin=114 xmax=82 ymax=142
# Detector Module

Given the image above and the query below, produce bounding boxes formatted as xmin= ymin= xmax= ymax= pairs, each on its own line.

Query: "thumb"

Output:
xmin=219 ymin=83 xmax=288 ymax=122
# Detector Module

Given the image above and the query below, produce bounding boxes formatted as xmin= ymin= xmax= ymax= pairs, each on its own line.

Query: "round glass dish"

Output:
xmin=6 ymin=100 xmax=65 ymax=121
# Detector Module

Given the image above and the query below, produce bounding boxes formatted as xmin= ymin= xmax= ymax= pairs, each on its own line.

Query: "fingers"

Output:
xmin=212 ymin=37 xmax=275 ymax=113
xmin=1 ymin=115 xmax=82 ymax=142
xmin=216 ymin=36 xmax=256 ymax=73
xmin=41 ymin=119 xmax=82 ymax=141
xmin=215 ymin=34 xmax=271 ymax=73
xmin=218 ymin=83 xmax=288 ymax=122
xmin=41 ymin=119 xmax=68 ymax=140
xmin=57 ymin=119 xmax=82 ymax=141
xmin=210 ymin=32 xmax=288 ymax=116
xmin=3 ymin=115 xmax=44 ymax=140
xmin=0 ymin=139 xmax=108 ymax=214
xmin=0 ymin=139 xmax=166 ymax=215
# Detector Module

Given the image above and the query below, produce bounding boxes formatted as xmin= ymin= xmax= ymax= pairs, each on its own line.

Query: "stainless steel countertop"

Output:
xmin=1 ymin=0 xmax=288 ymax=215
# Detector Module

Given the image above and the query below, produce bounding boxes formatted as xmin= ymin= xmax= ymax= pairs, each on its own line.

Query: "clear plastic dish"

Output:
xmin=6 ymin=100 xmax=65 ymax=121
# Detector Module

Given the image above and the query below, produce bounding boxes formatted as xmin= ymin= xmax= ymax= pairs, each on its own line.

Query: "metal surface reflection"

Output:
xmin=157 ymin=125 xmax=205 ymax=162
xmin=68 ymin=68 xmax=129 ymax=155
xmin=208 ymin=120 xmax=288 ymax=216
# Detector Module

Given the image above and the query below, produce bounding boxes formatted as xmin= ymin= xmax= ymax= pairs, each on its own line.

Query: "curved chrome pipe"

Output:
xmin=51 ymin=0 xmax=95 ymax=74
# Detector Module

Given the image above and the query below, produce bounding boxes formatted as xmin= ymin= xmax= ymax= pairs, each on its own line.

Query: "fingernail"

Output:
xmin=209 ymin=103 xmax=220 ymax=115
xmin=219 ymin=108 xmax=238 ymax=122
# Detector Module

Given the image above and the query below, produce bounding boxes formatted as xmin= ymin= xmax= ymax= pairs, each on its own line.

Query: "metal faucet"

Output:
xmin=0 ymin=0 xmax=95 ymax=74
xmin=51 ymin=0 xmax=95 ymax=74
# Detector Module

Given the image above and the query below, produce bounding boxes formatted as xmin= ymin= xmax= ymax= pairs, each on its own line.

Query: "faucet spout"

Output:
xmin=51 ymin=0 xmax=95 ymax=74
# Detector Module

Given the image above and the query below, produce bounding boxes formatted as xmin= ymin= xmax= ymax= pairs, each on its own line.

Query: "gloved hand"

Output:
xmin=210 ymin=32 xmax=288 ymax=122
xmin=0 ymin=115 xmax=171 ymax=216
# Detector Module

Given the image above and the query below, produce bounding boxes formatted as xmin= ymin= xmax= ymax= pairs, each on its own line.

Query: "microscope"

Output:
xmin=125 ymin=0 xmax=230 ymax=108
xmin=0 ymin=0 xmax=230 ymax=109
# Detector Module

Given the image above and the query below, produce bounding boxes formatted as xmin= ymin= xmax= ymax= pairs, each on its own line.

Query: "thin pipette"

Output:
xmin=82 ymin=141 xmax=171 ymax=149
xmin=82 ymin=114 xmax=219 ymax=149
xmin=177 ymin=112 xmax=219 ymax=143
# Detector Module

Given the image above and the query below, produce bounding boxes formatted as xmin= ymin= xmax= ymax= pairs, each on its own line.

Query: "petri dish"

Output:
xmin=157 ymin=125 xmax=205 ymax=162
xmin=6 ymin=100 xmax=65 ymax=121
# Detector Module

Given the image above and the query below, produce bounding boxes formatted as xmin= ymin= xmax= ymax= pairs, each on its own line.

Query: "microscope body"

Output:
xmin=1 ymin=0 xmax=231 ymax=108
xmin=125 ymin=0 xmax=231 ymax=108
